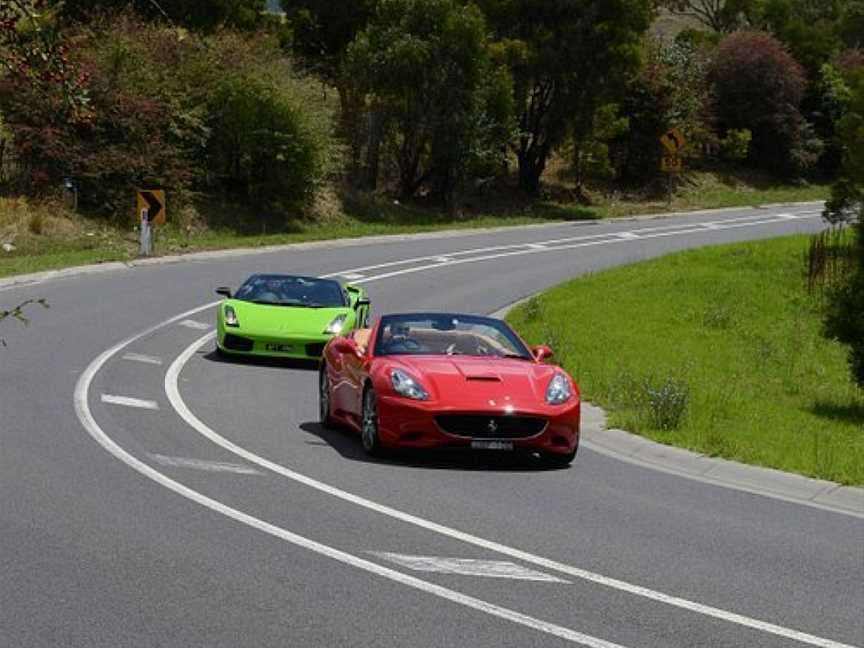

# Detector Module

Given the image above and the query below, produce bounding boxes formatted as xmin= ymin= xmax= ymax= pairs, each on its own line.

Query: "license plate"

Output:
xmin=471 ymin=440 xmax=513 ymax=451
xmin=264 ymin=343 xmax=294 ymax=353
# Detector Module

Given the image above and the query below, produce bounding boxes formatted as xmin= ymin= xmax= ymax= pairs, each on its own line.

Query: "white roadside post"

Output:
xmin=140 ymin=207 xmax=152 ymax=256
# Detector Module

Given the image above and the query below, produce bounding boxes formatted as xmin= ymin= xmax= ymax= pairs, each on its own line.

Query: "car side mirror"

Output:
xmin=354 ymin=297 xmax=371 ymax=310
xmin=532 ymin=345 xmax=553 ymax=362
xmin=215 ymin=287 xmax=232 ymax=298
xmin=333 ymin=337 xmax=361 ymax=356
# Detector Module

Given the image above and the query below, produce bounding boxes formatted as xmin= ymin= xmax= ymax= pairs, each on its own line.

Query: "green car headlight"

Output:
xmin=224 ymin=305 xmax=239 ymax=327
xmin=323 ymin=313 xmax=348 ymax=335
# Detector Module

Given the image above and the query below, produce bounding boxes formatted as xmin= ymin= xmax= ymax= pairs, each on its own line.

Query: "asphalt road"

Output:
xmin=2 ymin=205 xmax=862 ymax=648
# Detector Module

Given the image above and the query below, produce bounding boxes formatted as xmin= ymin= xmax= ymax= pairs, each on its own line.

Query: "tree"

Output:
xmin=55 ymin=0 xmax=269 ymax=32
xmin=710 ymin=30 xmax=819 ymax=176
xmin=823 ymin=70 xmax=864 ymax=387
xmin=659 ymin=0 xmax=759 ymax=33
xmin=478 ymin=0 xmax=652 ymax=195
xmin=346 ymin=0 xmax=510 ymax=205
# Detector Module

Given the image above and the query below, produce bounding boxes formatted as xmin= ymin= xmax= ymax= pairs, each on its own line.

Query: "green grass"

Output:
xmin=0 ymin=178 xmax=828 ymax=280
xmin=507 ymin=235 xmax=864 ymax=485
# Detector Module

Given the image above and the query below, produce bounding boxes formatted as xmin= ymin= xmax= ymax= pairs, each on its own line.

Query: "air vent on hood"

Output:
xmin=465 ymin=375 xmax=501 ymax=382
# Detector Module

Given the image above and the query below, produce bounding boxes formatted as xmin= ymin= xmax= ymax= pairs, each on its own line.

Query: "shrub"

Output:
xmin=710 ymin=31 xmax=816 ymax=177
xmin=718 ymin=128 xmax=752 ymax=161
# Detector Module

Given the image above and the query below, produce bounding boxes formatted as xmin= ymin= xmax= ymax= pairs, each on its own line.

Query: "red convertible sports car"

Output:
xmin=319 ymin=312 xmax=580 ymax=465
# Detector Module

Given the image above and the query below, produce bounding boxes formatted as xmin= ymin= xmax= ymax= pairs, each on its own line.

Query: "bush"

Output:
xmin=0 ymin=13 xmax=335 ymax=219
xmin=718 ymin=128 xmax=752 ymax=161
xmin=710 ymin=31 xmax=817 ymax=177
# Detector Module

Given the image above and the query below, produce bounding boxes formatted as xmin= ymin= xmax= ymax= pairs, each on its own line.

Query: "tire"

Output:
xmin=543 ymin=446 xmax=577 ymax=468
xmin=360 ymin=385 xmax=384 ymax=456
xmin=215 ymin=343 xmax=228 ymax=359
xmin=319 ymin=365 xmax=335 ymax=429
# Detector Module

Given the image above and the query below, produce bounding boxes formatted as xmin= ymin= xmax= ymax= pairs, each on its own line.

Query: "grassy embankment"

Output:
xmin=507 ymin=235 xmax=863 ymax=485
xmin=0 ymin=172 xmax=828 ymax=279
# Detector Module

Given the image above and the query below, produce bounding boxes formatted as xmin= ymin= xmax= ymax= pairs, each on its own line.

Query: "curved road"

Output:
xmin=2 ymin=205 xmax=862 ymax=648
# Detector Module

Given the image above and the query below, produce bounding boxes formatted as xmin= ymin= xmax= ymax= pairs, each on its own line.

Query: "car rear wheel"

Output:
xmin=319 ymin=366 xmax=335 ymax=429
xmin=361 ymin=386 xmax=383 ymax=456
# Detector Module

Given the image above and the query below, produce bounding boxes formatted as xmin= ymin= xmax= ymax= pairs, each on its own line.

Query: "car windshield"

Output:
xmin=234 ymin=275 xmax=347 ymax=308
xmin=375 ymin=313 xmax=532 ymax=359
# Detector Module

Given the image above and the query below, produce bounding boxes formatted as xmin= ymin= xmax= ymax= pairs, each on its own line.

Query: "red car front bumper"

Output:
xmin=375 ymin=395 xmax=580 ymax=456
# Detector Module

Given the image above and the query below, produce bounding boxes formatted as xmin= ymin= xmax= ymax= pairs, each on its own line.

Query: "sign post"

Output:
xmin=136 ymin=189 xmax=166 ymax=257
xmin=659 ymin=128 xmax=687 ymax=203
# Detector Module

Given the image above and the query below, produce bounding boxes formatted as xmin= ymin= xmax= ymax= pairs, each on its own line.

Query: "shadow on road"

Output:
xmin=298 ymin=421 xmax=569 ymax=472
xmin=200 ymin=349 xmax=320 ymax=372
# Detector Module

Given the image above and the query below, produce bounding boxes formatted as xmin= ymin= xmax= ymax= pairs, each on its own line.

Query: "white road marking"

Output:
xmin=341 ymin=272 xmax=365 ymax=280
xmin=100 ymin=394 xmax=159 ymax=410
xmin=74 ymin=329 xmax=627 ymax=648
xmin=178 ymin=319 xmax=211 ymax=330
xmin=165 ymin=331 xmax=855 ymax=648
xmin=121 ymin=352 xmax=163 ymax=366
xmin=776 ymin=213 xmax=798 ymax=220
xmin=616 ymin=232 xmax=640 ymax=240
xmin=372 ymin=553 xmax=568 ymax=583
xmin=325 ymin=211 xmax=819 ymax=279
xmin=434 ymin=256 xmax=453 ymax=263
xmin=148 ymin=454 xmax=262 ymax=475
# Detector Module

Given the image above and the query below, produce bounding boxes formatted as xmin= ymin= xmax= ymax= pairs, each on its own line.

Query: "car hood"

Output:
xmin=389 ymin=356 xmax=562 ymax=409
xmin=226 ymin=300 xmax=350 ymax=336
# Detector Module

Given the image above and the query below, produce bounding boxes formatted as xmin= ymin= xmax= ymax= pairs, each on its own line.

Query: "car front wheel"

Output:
xmin=319 ymin=366 xmax=335 ymax=429
xmin=361 ymin=386 xmax=383 ymax=456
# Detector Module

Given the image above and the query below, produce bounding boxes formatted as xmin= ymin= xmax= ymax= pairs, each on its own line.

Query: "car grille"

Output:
xmin=223 ymin=333 xmax=254 ymax=352
xmin=435 ymin=415 xmax=547 ymax=439
xmin=305 ymin=343 xmax=326 ymax=357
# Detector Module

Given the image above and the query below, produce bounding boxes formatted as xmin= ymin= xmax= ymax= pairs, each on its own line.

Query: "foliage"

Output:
xmin=660 ymin=0 xmax=759 ymax=32
xmin=0 ymin=297 xmax=49 ymax=346
xmin=346 ymin=0 xmax=511 ymax=205
xmin=281 ymin=0 xmax=377 ymax=82
xmin=0 ymin=0 xmax=91 ymax=119
xmin=718 ymin=128 xmax=751 ymax=161
xmin=824 ymin=71 xmax=864 ymax=387
xmin=56 ymin=0 xmax=270 ymax=32
xmin=478 ymin=0 xmax=653 ymax=195
xmin=710 ymin=30 xmax=819 ymax=177
xmin=0 ymin=13 xmax=335 ymax=217
xmin=616 ymin=38 xmax=712 ymax=184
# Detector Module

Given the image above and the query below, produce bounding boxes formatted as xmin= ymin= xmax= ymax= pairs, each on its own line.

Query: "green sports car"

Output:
xmin=215 ymin=274 xmax=371 ymax=359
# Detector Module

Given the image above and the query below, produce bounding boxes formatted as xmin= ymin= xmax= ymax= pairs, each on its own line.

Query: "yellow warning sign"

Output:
xmin=660 ymin=128 xmax=687 ymax=154
xmin=136 ymin=189 xmax=166 ymax=226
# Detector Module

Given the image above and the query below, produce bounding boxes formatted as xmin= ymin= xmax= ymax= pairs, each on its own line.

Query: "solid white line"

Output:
xmin=122 ymin=352 xmax=163 ymax=366
xmin=148 ymin=454 xmax=263 ymax=475
xmin=527 ymin=243 xmax=546 ymax=249
xmin=371 ymin=553 xmax=568 ymax=583
xmin=73 ymin=333 xmax=627 ymax=648
xmin=178 ymin=319 xmax=211 ymax=330
xmin=325 ymin=210 xmax=819 ymax=278
xmin=616 ymin=232 xmax=640 ymax=240
xmin=166 ymin=331 xmax=856 ymax=648
xmin=100 ymin=394 xmax=160 ymax=410
xmin=342 ymin=273 xmax=365 ymax=280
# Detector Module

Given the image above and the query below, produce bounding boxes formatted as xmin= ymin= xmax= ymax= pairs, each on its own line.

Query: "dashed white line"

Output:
xmin=148 ymin=454 xmax=262 ymax=475
xmin=372 ymin=553 xmax=568 ymax=583
xmin=100 ymin=394 xmax=160 ymax=410
xmin=121 ymin=352 xmax=163 ymax=366
xmin=178 ymin=319 xmax=211 ymax=330
xmin=74 ymin=328 xmax=628 ymax=648
xmin=342 ymin=273 xmax=365 ymax=280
